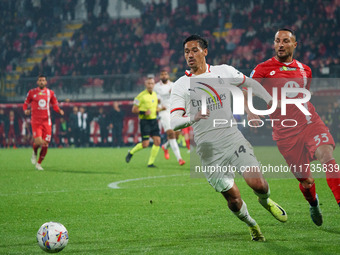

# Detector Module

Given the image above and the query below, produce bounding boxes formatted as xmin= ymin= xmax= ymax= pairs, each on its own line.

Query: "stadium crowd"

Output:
xmin=1 ymin=0 xmax=340 ymax=147
xmin=1 ymin=0 xmax=338 ymax=95
xmin=0 ymin=0 xmax=62 ymax=72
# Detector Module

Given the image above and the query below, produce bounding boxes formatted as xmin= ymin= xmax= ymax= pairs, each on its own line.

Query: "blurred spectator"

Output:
xmin=68 ymin=106 xmax=80 ymax=146
xmin=86 ymin=0 xmax=95 ymax=15
xmin=21 ymin=116 xmax=33 ymax=147
xmin=324 ymin=103 xmax=334 ymax=129
xmin=62 ymin=0 xmax=76 ymax=21
xmin=100 ymin=0 xmax=109 ymax=15
xmin=331 ymin=102 xmax=340 ymax=144
xmin=97 ymin=107 xmax=109 ymax=146
xmin=58 ymin=117 xmax=69 ymax=147
xmin=109 ymin=102 xmax=124 ymax=147
xmin=0 ymin=109 xmax=6 ymax=147
xmin=77 ymin=107 xmax=90 ymax=147
xmin=4 ymin=110 xmax=20 ymax=148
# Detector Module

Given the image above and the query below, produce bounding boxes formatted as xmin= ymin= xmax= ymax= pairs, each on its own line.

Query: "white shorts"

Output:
xmin=159 ymin=110 xmax=171 ymax=132
xmin=196 ymin=129 xmax=260 ymax=193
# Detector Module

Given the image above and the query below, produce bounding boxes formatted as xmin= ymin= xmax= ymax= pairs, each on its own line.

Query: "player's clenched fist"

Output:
xmin=194 ymin=109 xmax=210 ymax=122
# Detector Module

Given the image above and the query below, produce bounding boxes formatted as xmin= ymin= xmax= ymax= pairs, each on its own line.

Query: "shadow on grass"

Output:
xmin=319 ymin=226 xmax=340 ymax=235
xmin=47 ymin=168 xmax=117 ymax=175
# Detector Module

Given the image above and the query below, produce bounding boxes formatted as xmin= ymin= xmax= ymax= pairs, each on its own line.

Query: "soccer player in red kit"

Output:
xmin=23 ymin=74 xmax=64 ymax=170
xmin=246 ymin=28 xmax=339 ymax=226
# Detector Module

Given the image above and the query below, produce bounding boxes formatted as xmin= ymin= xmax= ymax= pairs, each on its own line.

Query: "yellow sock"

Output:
xmin=177 ymin=134 xmax=186 ymax=147
xmin=130 ymin=143 xmax=143 ymax=155
xmin=148 ymin=144 xmax=160 ymax=165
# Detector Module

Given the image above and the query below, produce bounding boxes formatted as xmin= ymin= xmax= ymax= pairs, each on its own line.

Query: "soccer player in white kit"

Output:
xmin=170 ymin=35 xmax=287 ymax=241
xmin=154 ymin=70 xmax=185 ymax=166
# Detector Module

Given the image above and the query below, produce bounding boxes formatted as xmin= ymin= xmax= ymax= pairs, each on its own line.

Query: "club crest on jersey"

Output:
xmin=38 ymin=99 xmax=47 ymax=108
xmin=280 ymin=66 xmax=297 ymax=71
xmin=283 ymin=81 xmax=300 ymax=98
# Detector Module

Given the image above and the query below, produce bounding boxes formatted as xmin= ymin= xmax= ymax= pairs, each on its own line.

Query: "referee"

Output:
xmin=125 ymin=75 xmax=164 ymax=167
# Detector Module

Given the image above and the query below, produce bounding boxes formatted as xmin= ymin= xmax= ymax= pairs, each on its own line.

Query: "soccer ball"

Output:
xmin=37 ymin=222 xmax=69 ymax=253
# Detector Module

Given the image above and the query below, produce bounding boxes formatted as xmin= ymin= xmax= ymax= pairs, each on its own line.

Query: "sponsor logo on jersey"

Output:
xmin=270 ymin=71 xmax=276 ymax=76
xmin=38 ymin=99 xmax=47 ymax=108
xmin=280 ymin=66 xmax=297 ymax=71
xmin=194 ymin=81 xmax=223 ymax=107
xmin=191 ymin=93 xmax=226 ymax=111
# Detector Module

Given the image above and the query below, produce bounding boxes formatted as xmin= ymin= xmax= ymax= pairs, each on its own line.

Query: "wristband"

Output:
xmin=139 ymin=111 xmax=146 ymax=115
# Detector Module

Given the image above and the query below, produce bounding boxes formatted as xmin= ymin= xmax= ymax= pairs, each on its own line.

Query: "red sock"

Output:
xmin=325 ymin=159 xmax=340 ymax=204
xmin=185 ymin=139 xmax=190 ymax=150
xmin=33 ymin=143 xmax=40 ymax=155
xmin=299 ymin=182 xmax=316 ymax=204
xmin=38 ymin=145 xmax=48 ymax=164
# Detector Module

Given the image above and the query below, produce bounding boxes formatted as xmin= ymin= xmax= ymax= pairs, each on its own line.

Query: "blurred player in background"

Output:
xmin=23 ymin=74 xmax=64 ymax=170
xmin=248 ymin=28 xmax=340 ymax=226
xmin=181 ymin=126 xmax=192 ymax=152
xmin=171 ymin=35 xmax=287 ymax=241
xmin=154 ymin=69 xmax=185 ymax=166
xmin=4 ymin=110 xmax=19 ymax=148
xmin=125 ymin=76 xmax=161 ymax=167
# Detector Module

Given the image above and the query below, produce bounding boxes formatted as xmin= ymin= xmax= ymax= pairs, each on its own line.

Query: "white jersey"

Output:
xmin=154 ymin=81 xmax=173 ymax=109
xmin=170 ymin=64 xmax=246 ymax=144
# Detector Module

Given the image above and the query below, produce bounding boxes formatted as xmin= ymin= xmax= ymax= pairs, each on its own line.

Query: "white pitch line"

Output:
xmin=107 ymin=174 xmax=187 ymax=189
xmin=0 ymin=188 xmax=107 ymax=197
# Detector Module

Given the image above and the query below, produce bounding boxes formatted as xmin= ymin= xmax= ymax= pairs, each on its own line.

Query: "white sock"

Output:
xmin=254 ymin=187 xmax=270 ymax=206
xmin=169 ymin=139 xmax=182 ymax=161
xmin=232 ymin=200 xmax=257 ymax=227
xmin=163 ymin=141 xmax=169 ymax=149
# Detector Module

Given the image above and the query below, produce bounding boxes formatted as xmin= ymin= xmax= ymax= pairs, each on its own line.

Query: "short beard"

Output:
xmin=161 ymin=79 xmax=168 ymax=83
xmin=276 ymin=52 xmax=292 ymax=62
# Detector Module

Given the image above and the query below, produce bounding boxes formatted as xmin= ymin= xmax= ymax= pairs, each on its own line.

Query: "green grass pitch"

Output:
xmin=0 ymin=146 xmax=339 ymax=254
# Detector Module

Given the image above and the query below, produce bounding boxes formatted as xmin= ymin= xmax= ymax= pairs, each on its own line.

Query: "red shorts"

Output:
xmin=181 ymin=126 xmax=192 ymax=134
xmin=31 ymin=122 xmax=52 ymax=142
xmin=276 ymin=120 xmax=335 ymax=181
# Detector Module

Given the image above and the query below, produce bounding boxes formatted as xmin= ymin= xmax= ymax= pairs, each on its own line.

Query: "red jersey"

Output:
xmin=23 ymin=87 xmax=60 ymax=125
xmin=251 ymin=57 xmax=321 ymax=140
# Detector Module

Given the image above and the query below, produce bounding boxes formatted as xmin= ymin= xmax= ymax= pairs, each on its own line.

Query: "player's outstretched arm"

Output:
xmin=243 ymin=90 xmax=263 ymax=127
xmin=242 ymin=77 xmax=272 ymax=105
